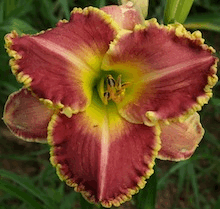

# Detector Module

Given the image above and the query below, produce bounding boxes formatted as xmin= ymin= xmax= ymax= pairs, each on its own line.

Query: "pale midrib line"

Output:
xmin=139 ymin=56 xmax=213 ymax=84
xmin=99 ymin=114 xmax=110 ymax=200
xmin=31 ymin=37 xmax=93 ymax=71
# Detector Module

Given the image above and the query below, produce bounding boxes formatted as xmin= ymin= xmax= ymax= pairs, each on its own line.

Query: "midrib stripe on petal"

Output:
xmin=138 ymin=56 xmax=214 ymax=84
xmin=98 ymin=113 xmax=110 ymax=200
xmin=31 ymin=37 xmax=95 ymax=72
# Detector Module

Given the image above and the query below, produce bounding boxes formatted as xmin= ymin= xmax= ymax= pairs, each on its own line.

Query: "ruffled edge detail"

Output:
xmin=47 ymin=113 xmax=161 ymax=208
xmin=4 ymin=7 xmax=120 ymax=116
xmin=102 ymin=19 xmax=218 ymax=126
xmin=157 ymin=116 xmax=205 ymax=161
xmin=3 ymin=88 xmax=55 ymax=143
xmin=138 ymin=18 xmax=218 ymax=126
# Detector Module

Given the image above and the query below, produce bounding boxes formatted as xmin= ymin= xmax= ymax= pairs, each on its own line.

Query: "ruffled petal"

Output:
xmin=5 ymin=7 xmax=119 ymax=115
xmin=157 ymin=113 xmax=204 ymax=161
xmin=48 ymin=95 xmax=161 ymax=207
xmin=102 ymin=19 xmax=218 ymax=125
xmin=101 ymin=2 xmax=144 ymax=30
xmin=3 ymin=88 xmax=54 ymax=143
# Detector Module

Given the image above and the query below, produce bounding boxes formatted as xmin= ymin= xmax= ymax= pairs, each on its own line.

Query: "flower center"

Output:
xmin=98 ymin=74 xmax=131 ymax=105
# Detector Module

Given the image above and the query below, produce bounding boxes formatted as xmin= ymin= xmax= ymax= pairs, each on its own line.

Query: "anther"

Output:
xmin=103 ymin=91 xmax=110 ymax=105
xmin=101 ymin=74 xmax=131 ymax=105
xmin=104 ymin=91 xmax=110 ymax=99
xmin=121 ymin=82 xmax=131 ymax=89
xmin=107 ymin=75 xmax=115 ymax=87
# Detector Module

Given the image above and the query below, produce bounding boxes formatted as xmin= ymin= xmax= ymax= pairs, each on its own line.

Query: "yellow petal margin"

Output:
xmin=4 ymin=7 xmax=120 ymax=116
xmin=102 ymin=18 xmax=218 ymax=126
xmin=157 ymin=112 xmax=204 ymax=161
xmin=47 ymin=94 xmax=161 ymax=207
xmin=3 ymin=88 xmax=55 ymax=142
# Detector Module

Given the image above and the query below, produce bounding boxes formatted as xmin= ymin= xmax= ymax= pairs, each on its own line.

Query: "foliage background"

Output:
xmin=0 ymin=0 xmax=220 ymax=208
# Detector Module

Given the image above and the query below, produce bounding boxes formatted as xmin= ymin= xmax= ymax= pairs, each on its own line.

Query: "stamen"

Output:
xmin=107 ymin=75 xmax=115 ymax=87
xmin=116 ymin=75 xmax=122 ymax=89
xmin=102 ymin=74 xmax=131 ymax=105
xmin=104 ymin=91 xmax=110 ymax=99
xmin=121 ymin=82 xmax=131 ymax=89
xmin=103 ymin=91 xmax=110 ymax=105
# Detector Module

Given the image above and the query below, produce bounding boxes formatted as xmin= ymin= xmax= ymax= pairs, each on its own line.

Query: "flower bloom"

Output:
xmin=3 ymin=2 xmax=218 ymax=208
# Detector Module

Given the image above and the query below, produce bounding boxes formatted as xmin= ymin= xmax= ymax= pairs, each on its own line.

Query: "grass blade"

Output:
xmin=177 ymin=165 xmax=187 ymax=195
xmin=187 ymin=163 xmax=200 ymax=209
xmin=98 ymin=0 xmax=106 ymax=8
xmin=0 ymin=18 xmax=38 ymax=34
xmin=164 ymin=0 xmax=194 ymax=24
xmin=158 ymin=160 xmax=190 ymax=189
xmin=5 ymin=0 xmax=17 ymax=17
xmin=58 ymin=0 xmax=70 ymax=19
xmin=0 ymin=169 xmax=55 ymax=209
xmin=0 ymin=0 xmax=4 ymax=23
xmin=136 ymin=170 xmax=157 ymax=209
xmin=80 ymin=194 xmax=94 ymax=209
xmin=184 ymin=13 xmax=220 ymax=32
xmin=214 ymin=197 xmax=220 ymax=209
xmin=0 ymin=179 xmax=43 ymax=209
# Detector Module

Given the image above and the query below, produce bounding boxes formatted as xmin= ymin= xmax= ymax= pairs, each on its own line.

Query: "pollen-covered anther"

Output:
xmin=104 ymin=74 xmax=131 ymax=105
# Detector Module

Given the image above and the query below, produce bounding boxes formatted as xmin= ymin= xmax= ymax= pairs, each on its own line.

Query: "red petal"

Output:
xmin=5 ymin=7 xmax=119 ymax=114
xmin=48 ymin=98 xmax=160 ymax=207
xmin=3 ymin=88 xmax=54 ymax=142
xmin=102 ymin=20 xmax=218 ymax=125
xmin=157 ymin=113 xmax=204 ymax=161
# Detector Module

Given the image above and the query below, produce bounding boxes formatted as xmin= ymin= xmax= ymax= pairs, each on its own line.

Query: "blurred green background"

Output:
xmin=0 ymin=0 xmax=220 ymax=208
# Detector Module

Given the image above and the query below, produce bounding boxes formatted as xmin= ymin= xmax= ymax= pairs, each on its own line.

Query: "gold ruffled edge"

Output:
xmin=138 ymin=18 xmax=218 ymax=126
xmin=157 ymin=113 xmax=205 ymax=162
xmin=102 ymin=18 xmax=218 ymax=127
xmin=48 ymin=113 xmax=161 ymax=208
xmin=4 ymin=6 xmax=121 ymax=117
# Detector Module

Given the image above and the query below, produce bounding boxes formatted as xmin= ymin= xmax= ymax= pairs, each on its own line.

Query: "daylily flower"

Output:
xmin=3 ymin=2 xmax=218 ymax=208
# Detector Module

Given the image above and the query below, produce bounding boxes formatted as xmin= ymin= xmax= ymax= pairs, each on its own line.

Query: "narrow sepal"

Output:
xmin=157 ymin=113 xmax=204 ymax=161
xmin=3 ymin=88 xmax=54 ymax=142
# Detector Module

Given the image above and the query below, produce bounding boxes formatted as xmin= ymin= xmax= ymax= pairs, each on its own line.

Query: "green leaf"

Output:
xmin=177 ymin=166 xmax=187 ymax=195
xmin=137 ymin=171 xmax=157 ymax=209
xmin=5 ymin=0 xmax=34 ymax=20
xmin=0 ymin=169 xmax=55 ymax=209
xmin=0 ymin=179 xmax=43 ymax=209
xmin=59 ymin=192 xmax=78 ymax=209
xmin=214 ymin=197 xmax=220 ymax=209
xmin=164 ymin=0 xmax=194 ymax=24
xmin=0 ymin=0 xmax=4 ymax=23
xmin=184 ymin=13 xmax=220 ymax=32
xmin=0 ymin=18 xmax=38 ymax=34
xmin=211 ymin=98 xmax=220 ymax=107
xmin=187 ymin=163 xmax=200 ymax=209
xmin=40 ymin=0 xmax=58 ymax=26
xmin=97 ymin=0 xmax=106 ymax=8
xmin=80 ymin=194 xmax=94 ymax=209
xmin=58 ymin=0 xmax=70 ymax=19
xmin=5 ymin=0 xmax=17 ymax=17
xmin=203 ymin=131 xmax=220 ymax=151
xmin=158 ymin=160 xmax=190 ymax=189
